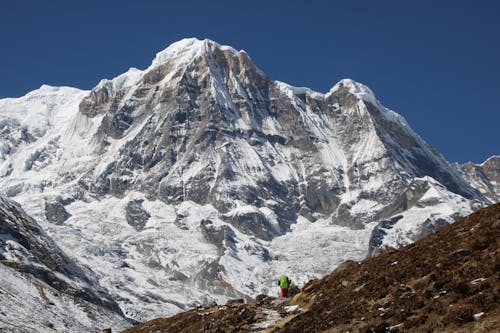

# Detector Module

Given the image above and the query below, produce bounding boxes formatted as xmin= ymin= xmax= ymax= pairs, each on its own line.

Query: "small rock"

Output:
xmin=448 ymin=248 xmax=471 ymax=258
xmin=470 ymin=277 xmax=486 ymax=285
xmin=354 ymin=284 xmax=366 ymax=292
xmin=473 ymin=312 xmax=484 ymax=321
xmin=227 ymin=298 xmax=244 ymax=306
xmin=289 ymin=285 xmax=300 ymax=296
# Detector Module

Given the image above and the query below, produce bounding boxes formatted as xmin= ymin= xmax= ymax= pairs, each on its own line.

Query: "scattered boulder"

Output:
xmin=45 ymin=200 xmax=71 ymax=225
xmin=125 ymin=199 xmax=150 ymax=231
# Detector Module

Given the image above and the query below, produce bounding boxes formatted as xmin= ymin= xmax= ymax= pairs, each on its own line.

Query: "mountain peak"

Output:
xmin=327 ymin=78 xmax=377 ymax=105
xmin=20 ymin=84 xmax=85 ymax=102
xmin=149 ymin=37 xmax=240 ymax=70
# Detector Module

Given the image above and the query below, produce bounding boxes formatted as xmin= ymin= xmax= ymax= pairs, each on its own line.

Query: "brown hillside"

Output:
xmin=122 ymin=203 xmax=500 ymax=333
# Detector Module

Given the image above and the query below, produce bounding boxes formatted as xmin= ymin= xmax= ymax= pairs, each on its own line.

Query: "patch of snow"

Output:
xmin=275 ymin=81 xmax=324 ymax=100
xmin=284 ymin=304 xmax=300 ymax=312
xmin=251 ymin=308 xmax=282 ymax=329
xmin=95 ymin=67 xmax=143 ymax=92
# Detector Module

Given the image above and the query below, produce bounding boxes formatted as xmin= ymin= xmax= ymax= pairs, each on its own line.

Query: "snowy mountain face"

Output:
xmin=0 ymin=195 xmax=130 ymax=332
xmin=455 ymin=156 xmax=500 ymax=203
xmin=0 ymin=38 xmax=492 ymax=321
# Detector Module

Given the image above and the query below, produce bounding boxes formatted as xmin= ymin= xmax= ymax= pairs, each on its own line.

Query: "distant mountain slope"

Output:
xmin=0 ymin=38 xmax=494 ymax=320
xmin=123 ymin=202 xmax=500 ymax=333
xmin=0 ymin=195 xmax=131 ymax=332
xmin=456 ymin=156 xmax=500 ymax=203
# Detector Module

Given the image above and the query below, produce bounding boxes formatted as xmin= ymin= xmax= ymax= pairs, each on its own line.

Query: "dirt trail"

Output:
xmin=122 ymin=296 xmax=302 ymax=333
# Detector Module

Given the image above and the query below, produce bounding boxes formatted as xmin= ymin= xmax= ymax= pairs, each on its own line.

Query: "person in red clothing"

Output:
xmin=277 ymin=275 xmax=291 ymax=298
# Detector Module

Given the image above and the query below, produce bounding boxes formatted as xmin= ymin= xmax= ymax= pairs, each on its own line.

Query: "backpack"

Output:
xmin=279 ymin=275 xmax=290 ymax=288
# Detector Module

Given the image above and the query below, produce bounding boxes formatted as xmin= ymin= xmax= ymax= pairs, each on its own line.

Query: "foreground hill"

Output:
xmin=123 ymin=202 xmax=499 ymax=332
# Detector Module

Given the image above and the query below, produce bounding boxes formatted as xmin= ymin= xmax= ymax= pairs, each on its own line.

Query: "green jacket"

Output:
xmin=279 ymin=275 xmax=290 ymax=288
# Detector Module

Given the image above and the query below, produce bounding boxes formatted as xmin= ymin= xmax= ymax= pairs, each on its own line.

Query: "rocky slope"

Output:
xmin=0 ymin=38 xmax=494 ymax=320
xmin=123 ymin=203 xmax=500 ymax=333
xmin=456 ymin=156 xmax=500 ymax=203
xmin=0 ymin=195 xmax=131 ymax=332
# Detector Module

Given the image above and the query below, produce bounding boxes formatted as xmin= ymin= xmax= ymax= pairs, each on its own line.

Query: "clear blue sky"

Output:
xmin=1 ymin=0 xmax=498 ymax=163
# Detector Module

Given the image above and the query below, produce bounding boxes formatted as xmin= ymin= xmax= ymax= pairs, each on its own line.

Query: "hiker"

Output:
xmin=277 ymin=274 xmax=291 ymax=298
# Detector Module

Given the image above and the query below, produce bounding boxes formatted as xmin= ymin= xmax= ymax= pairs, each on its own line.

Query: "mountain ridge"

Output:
xmin=456 ymin=156 xmax=500 ymax=202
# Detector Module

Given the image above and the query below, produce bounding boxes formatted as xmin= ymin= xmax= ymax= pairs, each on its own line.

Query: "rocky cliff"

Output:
xmin=0 ymin=195 xmax=130 ymax=332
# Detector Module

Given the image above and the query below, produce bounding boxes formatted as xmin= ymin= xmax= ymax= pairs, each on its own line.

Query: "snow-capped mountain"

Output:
xmin=0 ymin=195 xmax=130 ymax=332
xmin=0 ymin=38 xmax=492 ymax=321
xmin=455 ymin=156 xmax=499 ymax=202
